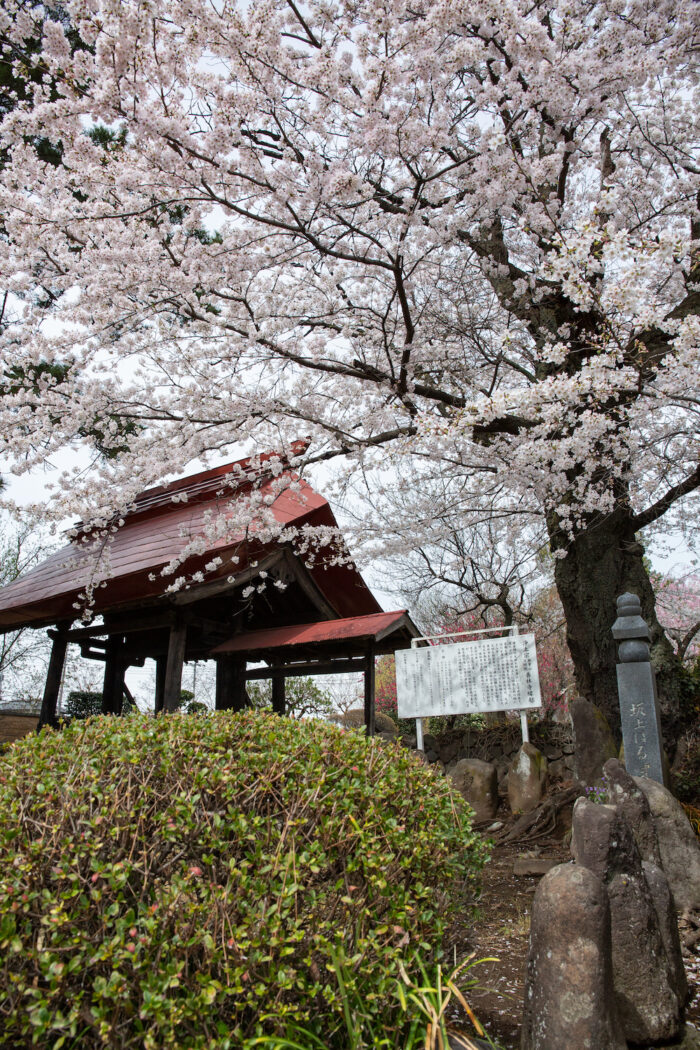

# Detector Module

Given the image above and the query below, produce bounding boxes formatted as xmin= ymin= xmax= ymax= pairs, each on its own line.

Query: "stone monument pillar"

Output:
xmin=611 ymin=592 xmax=665 ymax=785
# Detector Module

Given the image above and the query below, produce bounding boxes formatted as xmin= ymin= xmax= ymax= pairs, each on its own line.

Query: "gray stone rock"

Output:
xmin=664 ymin=1024 xmax=700 ymax=1049
xmin=495 ymin=757 xmax=510 ymax=784
xmin=438 ymin=738 xmax=460 ymax=763
xmin=643 ymin=860 xmax=688 ymax=1007
xmin=571 ymin=798 xmax=637 ymax=880
xmin=607 ymin=868 xmax=682 ymax=1043
xmin=448 ymin=757 xmax=498 ymax=822
xmin=602 ymin=757 xmax=662 ymax=866
xmin=571 ymin=798 xmax=683 ymax=1044
xmin=634 ymin=775 xmax=700 ymax=914
xmin=521 ymin=863 xmax=626 ymax=1050
xmin=548 ymin=758 xmax=568 ymax=780
xmin=571 ymin=697 xmax=617 ymax=786
xmin=508 ymin=743 xmax=548 ymax=815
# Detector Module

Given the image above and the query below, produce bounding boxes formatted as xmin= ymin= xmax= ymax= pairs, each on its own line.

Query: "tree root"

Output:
xmin=494 ymin=786 xmax=584 ymax=845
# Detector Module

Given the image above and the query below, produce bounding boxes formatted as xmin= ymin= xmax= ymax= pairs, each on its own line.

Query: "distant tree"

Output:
xmin=63 ymin=690 xmax=102 ymax=719
xmin=654 ymin=573 xmax=700 ymax=668
xmin=0 ymin=515 xmax=55 ymax=706
xmin=63 ymin=687 xmax=134 ymax=719
xmin=247 ymin=677 xmax=335 ymax=721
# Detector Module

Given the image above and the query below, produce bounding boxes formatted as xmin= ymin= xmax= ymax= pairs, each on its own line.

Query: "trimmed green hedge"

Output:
xmin=0 ymin=712 xmax=488 ymax=1048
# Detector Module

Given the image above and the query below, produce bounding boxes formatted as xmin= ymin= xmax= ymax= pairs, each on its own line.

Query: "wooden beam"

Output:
xmin=244 ymin=658 xmax=367 ymax=680
xmin=364 ymin=647 xmax=376 ymax=737
xmin=79 ymin=645 xmax=107 ymax=662
xmin=171 ymin=551 xmax=284 ymax=605
xmin=38 ymin=624 xmax=69 ymax=730
xmin=163 ymin=622 xmax=187 ymax=713
xmin=276 ymin=547 xmax=338 ymax=619
xmin=66 ymin=611 xmax=177 ymax=640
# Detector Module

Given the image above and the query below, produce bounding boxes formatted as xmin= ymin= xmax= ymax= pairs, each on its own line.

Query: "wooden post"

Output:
xmin=154 ymin=655 xmax=166 ymax=714
xmin=38 ymin=624 xmax=69 ymax=730
xmin=216 ymin=656 xmax=249 ymax=711
xmin=271 ymin=664 xmax=286 ymax=715
xmin=163 ymin=622 xmax=187 ymax=713
xmin=102 ymin=636 xmax=126 ymax=715
xmin=364 ymin=647 xmax=376 ymax=737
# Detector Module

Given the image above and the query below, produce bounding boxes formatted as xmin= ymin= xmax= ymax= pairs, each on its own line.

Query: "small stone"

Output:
xmin=486 ymin=821 xmax=504 ymax=832
xmin=508 ymin=742 xmax=548 ymax=815
xmin=571 ymin=697 xmax=617 ymax=786
xmin=521 ymin=864 xmax=626 ymax=1050
xmin=448 ymin=758 xmax=498 ymax=821
xmin=634 ymin=775 xmax=700 ymax=914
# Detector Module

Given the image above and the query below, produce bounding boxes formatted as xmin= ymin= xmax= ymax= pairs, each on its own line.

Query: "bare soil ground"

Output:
xmin=0 ymin=714 xmax=38 ymax=743
xmin=444 ymin=818 xmax=700 ymax=1050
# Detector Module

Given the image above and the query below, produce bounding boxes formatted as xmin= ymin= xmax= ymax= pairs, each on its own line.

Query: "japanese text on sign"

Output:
xmin=395 ymin=634 xmax=542 ymax=719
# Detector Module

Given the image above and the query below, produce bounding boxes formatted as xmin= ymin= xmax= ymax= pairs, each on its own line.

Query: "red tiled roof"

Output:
xmin=212 ymin=610 xmax=418 ymax=655
xmin=0 ymin=453 xmax=381 ymax=630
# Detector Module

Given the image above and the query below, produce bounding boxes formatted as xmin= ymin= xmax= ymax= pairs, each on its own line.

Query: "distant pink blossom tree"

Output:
xmin=654 ymin=573 xmax=700 ymax=666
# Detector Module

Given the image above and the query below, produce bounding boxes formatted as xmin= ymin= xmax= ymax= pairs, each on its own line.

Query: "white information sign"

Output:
xmin=395 ymin=634 xmax=542 ymax=719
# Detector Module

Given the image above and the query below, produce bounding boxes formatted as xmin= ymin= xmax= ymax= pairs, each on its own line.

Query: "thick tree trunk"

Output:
xmin=547 ymin=504 xmax=684 ymax=752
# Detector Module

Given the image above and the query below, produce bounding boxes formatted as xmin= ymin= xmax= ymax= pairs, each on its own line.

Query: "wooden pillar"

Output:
xmin=38 ymin=624 xmax=69 ymax=730
xmin=163 ymin=622 xmax=187 ymax=713
xmin=364 ymin=647 xmax=376 ymax=737
xmin=154 ymin=655 xmax=166 ymax=715
xmin=271 ymin=664 xmax=286 ymax=715
xmin=102 ymin=636 xmax=126 ymax=715
xmin=216 ymin=656 xmax=249 ymax=712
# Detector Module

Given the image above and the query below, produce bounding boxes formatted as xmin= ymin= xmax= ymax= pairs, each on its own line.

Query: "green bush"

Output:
xmin=0 ymin=711 xmax=488 ymax=1049
xmin=64 ymin=690 xmax=135 ymax=719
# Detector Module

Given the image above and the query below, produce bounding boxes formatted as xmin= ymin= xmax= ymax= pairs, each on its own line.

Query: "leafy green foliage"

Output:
xmin=247 ymin=676 xmax=335 ymax=720
xmin=63 ymin=690 xmax=135 ymax=719
xmin=0 ymin=358 xmax=141 ymax=458
xmin=247 ymin=949 xmax=500 ymax=1049
xmin=0 ymin=712 xmax=488 ymax=1049
xmin=63 ymin=689 xmax=103 ymax=719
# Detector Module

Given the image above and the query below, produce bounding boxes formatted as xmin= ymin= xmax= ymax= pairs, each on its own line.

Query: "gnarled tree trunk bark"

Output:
xmin=547 ymin=502 xmax=684 ymax=752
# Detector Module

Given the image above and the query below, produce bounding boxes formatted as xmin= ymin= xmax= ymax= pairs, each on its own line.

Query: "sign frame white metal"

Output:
xmin=402 ymin=625 xmax=538 ymax=751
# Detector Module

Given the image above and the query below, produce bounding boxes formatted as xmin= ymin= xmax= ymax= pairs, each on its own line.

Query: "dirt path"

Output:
xmin=445 ymin=834 xmax=700 ymax=1049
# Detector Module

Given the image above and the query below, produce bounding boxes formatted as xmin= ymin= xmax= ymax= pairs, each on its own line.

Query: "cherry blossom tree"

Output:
xmin=0 ymin=0 xmax=698 ymax=741
xmin=654 ymin=572 xmax=700 ymax=667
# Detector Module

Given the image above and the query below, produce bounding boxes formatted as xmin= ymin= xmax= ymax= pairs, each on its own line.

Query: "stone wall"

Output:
xmin=406 ymin=721 xmax=575 ymax=784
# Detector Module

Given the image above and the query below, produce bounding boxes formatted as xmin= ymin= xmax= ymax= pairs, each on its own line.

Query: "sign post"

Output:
xmin=396 ymin=626 xmax=542 ymax=748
